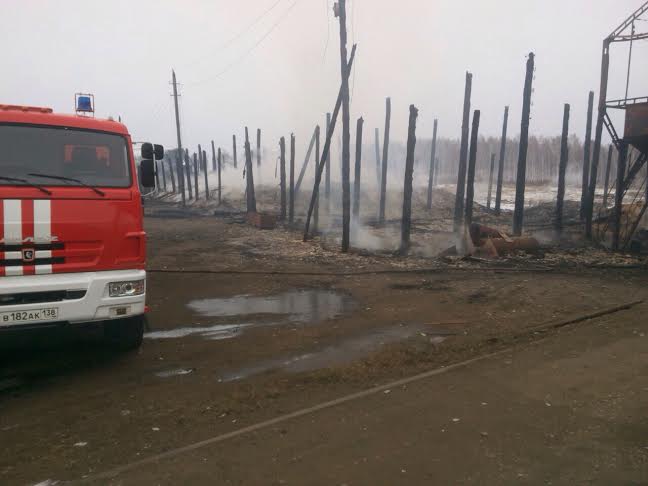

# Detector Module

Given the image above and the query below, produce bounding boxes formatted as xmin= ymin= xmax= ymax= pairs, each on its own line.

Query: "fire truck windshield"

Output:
xmin=0 ymin=124 xmax=131 ymax=188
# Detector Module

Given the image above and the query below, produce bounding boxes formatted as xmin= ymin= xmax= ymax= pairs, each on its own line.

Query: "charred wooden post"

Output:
xmin=586 ymin=37 xmax=612 ymax=239
xmin=185 ymin=149 xmax=193 ymax=200
xmin=353 ymin=117 xmax=364 ymax=220
xmin=314 ymin=127 xmax=321 ymax=232
xmin=211 ymin=140 xmax=217 ymax=172
xmin=325 ymin=113 xmax=332 ymax=202
xmin=464 ymin=110 xmax=481 ymax=227
xmin=378 ymin=97 xmax=391 ymax=225
xmin=202 ymin=149 xmax=209 ymax=200
xmin=168 ymin=158 xmax=176 ymax=193
xmin=175 ymin=154 xmax=185 ymax=205
xmin=613 ymin=143 xmax=629 ymax=250
xmin=160 ymin=160 xmax=167 ymax=191
xmin=154 ymin=160 xmax=161 ymax=189
xmin=400 ymin=105 xmax=419 ymax=255
xmin=486 ymin=153 xmax=495 ymax=210
xmin=453 ymin=72 xmax=473 ymax=232
xmin=427 ymin=119 xmax=438 ymax=210
xmin=556 ymin=104 xmax=571 ymax=234
xmin=337 ymin=0 xmax=351 ymax=252
xmin=197 ymin=144 xmax=202 ymax=174
xmin=211 ymin=140 xmax=221 ymax=196
xmin=217 ymin=147 xmax=222 ymax=203
xmin=295 ymin=127 xmax=318 ymax=195
xmin=232 ymin=135 xmax=238 ymax=169
xmin=580 ymin=91 xmax=595 ymax=219
xmin=495 ymin=106 xmax=509 ymax=215
xmin=289 ymin=133 xmax=296 ymax=223
xmin=193 ymin=153 xmax=199 ymax=199
xmin=603 ymin=145 xmax=614 ymax=207
xmin=374 ymin=127 xmax=381 ymax=185
xmin=279 ymin=137 xmax=287 ymax=220
xmin=303 ymin=44 xmax=357 ymax=241
xmin=256 ymin=129 xmax=261 ymax=168
xmin=512 ymin=52 xmax=535 ymax=236
xmin=244 ymin=127 xmax=257 ymax=213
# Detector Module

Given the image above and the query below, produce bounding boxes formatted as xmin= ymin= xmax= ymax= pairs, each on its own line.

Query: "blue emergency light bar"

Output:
xmin=75 ymin=93 xmax=95 ymax=115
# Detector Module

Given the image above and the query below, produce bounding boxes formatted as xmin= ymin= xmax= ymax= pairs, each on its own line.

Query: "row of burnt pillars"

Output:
xmin=452 ymin=55 xmax=625 ymax=244
xmin=156 ymin=128 xmax=264 ymax=207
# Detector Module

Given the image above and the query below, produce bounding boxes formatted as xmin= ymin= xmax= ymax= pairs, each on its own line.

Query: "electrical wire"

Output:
xmin=178 ymin=0 xmax=286 ymax=71
xmin=185 ymin=0 xmax=301 ymax=87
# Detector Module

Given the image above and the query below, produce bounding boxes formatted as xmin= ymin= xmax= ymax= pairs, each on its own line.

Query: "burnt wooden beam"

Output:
xmin=400 ymin=105 xmax=419 ymax=255
xmin=453 ymin=72 xmax=472 ymax=232
xmin=378 ymin=97 xmax=391 ymax=225
xmin=494 ymin=106 xmax=509 ymax=215
xmin=512 ymin=52 xmax=535 ymax=236
xmin=556 ymin=104 xmax=571 ymax=234
xmin=427 ymin=119 xmax=438 ymax=210
xmin=464 ymin=110 xmax=481 ymax=227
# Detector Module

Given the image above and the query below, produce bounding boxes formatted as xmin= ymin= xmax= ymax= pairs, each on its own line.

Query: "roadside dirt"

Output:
xmin=1 ymin=196 xmax=647 ymax=485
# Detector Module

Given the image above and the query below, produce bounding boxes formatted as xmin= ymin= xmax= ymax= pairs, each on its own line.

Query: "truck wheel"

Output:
xmin=104 ymin=315 xmax=145 ymax=351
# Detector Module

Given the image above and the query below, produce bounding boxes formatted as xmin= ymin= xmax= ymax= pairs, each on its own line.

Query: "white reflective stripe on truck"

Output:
xmin=3 ymin=200 xmax=22 ymax=276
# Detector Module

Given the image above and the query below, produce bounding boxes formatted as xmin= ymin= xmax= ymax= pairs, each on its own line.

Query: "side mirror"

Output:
xmin=141 ymin=142 xmax=154 ymax=160
xmin=140 ymin=159 xmax=156 ymax=188
xmin=154 ymin=144 xmax=164 ymax=160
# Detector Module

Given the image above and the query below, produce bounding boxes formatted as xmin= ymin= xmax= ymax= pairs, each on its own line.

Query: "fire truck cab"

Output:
xmin=0 ymin=102 xmax=158 ymax=350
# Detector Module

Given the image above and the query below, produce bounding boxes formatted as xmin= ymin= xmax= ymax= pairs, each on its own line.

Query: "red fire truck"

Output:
xmin=0 ymin=99 xmax=158 ymax=350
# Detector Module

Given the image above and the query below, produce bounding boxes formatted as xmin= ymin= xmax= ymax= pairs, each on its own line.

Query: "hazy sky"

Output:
xmin=3 ymin=0 xmax=647 ymax=155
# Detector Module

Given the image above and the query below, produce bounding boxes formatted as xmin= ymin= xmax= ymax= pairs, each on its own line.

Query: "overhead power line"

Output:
xmin=186 ymin=0 xmax=301 ymax=86
xmin=180 ymin=0 xmax=286 ymax=71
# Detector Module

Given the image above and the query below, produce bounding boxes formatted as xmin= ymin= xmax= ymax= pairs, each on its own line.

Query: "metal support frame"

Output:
xmin=587 ymin=1 xmax=648 ymax=246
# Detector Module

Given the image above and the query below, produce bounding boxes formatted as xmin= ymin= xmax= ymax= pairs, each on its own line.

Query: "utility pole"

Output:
xmin=171 ymin=69 xmax=185 ymax=206
xmin=427 ymin=119 xmax=438 ymax=210
xmin=494 ymin=106 xmax=509 ymax=215
xmin=454 ymin=72 xmax=473 ymax=232
xmin=556 ymin=104 xmax=571 ymax=234
xmin=581 ymin=91 xmax=594 ymax=219
xmin=336 ymin=0 xmax=351 ymax=252
xmin=379 ymin=97 xmax=391 ymax=225
xmin=512 ymin=52 xmax=535 ymax=236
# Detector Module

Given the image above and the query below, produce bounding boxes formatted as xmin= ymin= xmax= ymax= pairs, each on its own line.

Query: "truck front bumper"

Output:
xmin=0 ymin=269 xmax=146 ymax=329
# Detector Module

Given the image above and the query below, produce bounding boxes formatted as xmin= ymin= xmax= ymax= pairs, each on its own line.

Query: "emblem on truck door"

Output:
xmin=22 ymin=249 xmax=35 ymax=263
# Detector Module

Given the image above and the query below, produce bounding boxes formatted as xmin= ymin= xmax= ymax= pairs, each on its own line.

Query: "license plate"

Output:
xmin=0 ymin=307 xmax=59 ymax=326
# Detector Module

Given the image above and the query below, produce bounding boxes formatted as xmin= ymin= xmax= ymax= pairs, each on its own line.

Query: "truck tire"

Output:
xmin=104 ymin=315 xmax=145 ymax=351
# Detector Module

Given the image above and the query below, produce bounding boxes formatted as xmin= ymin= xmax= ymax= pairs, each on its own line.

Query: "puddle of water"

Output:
xmin=187 ymin=290 xmax=354 ymax=325
xmin=155 ymin=368 xmax=195 ymax=378
xmin=145 ymin=324 xmax=246 ymax=340
xmin=219 ymin=326 xmax=450 ymax=382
